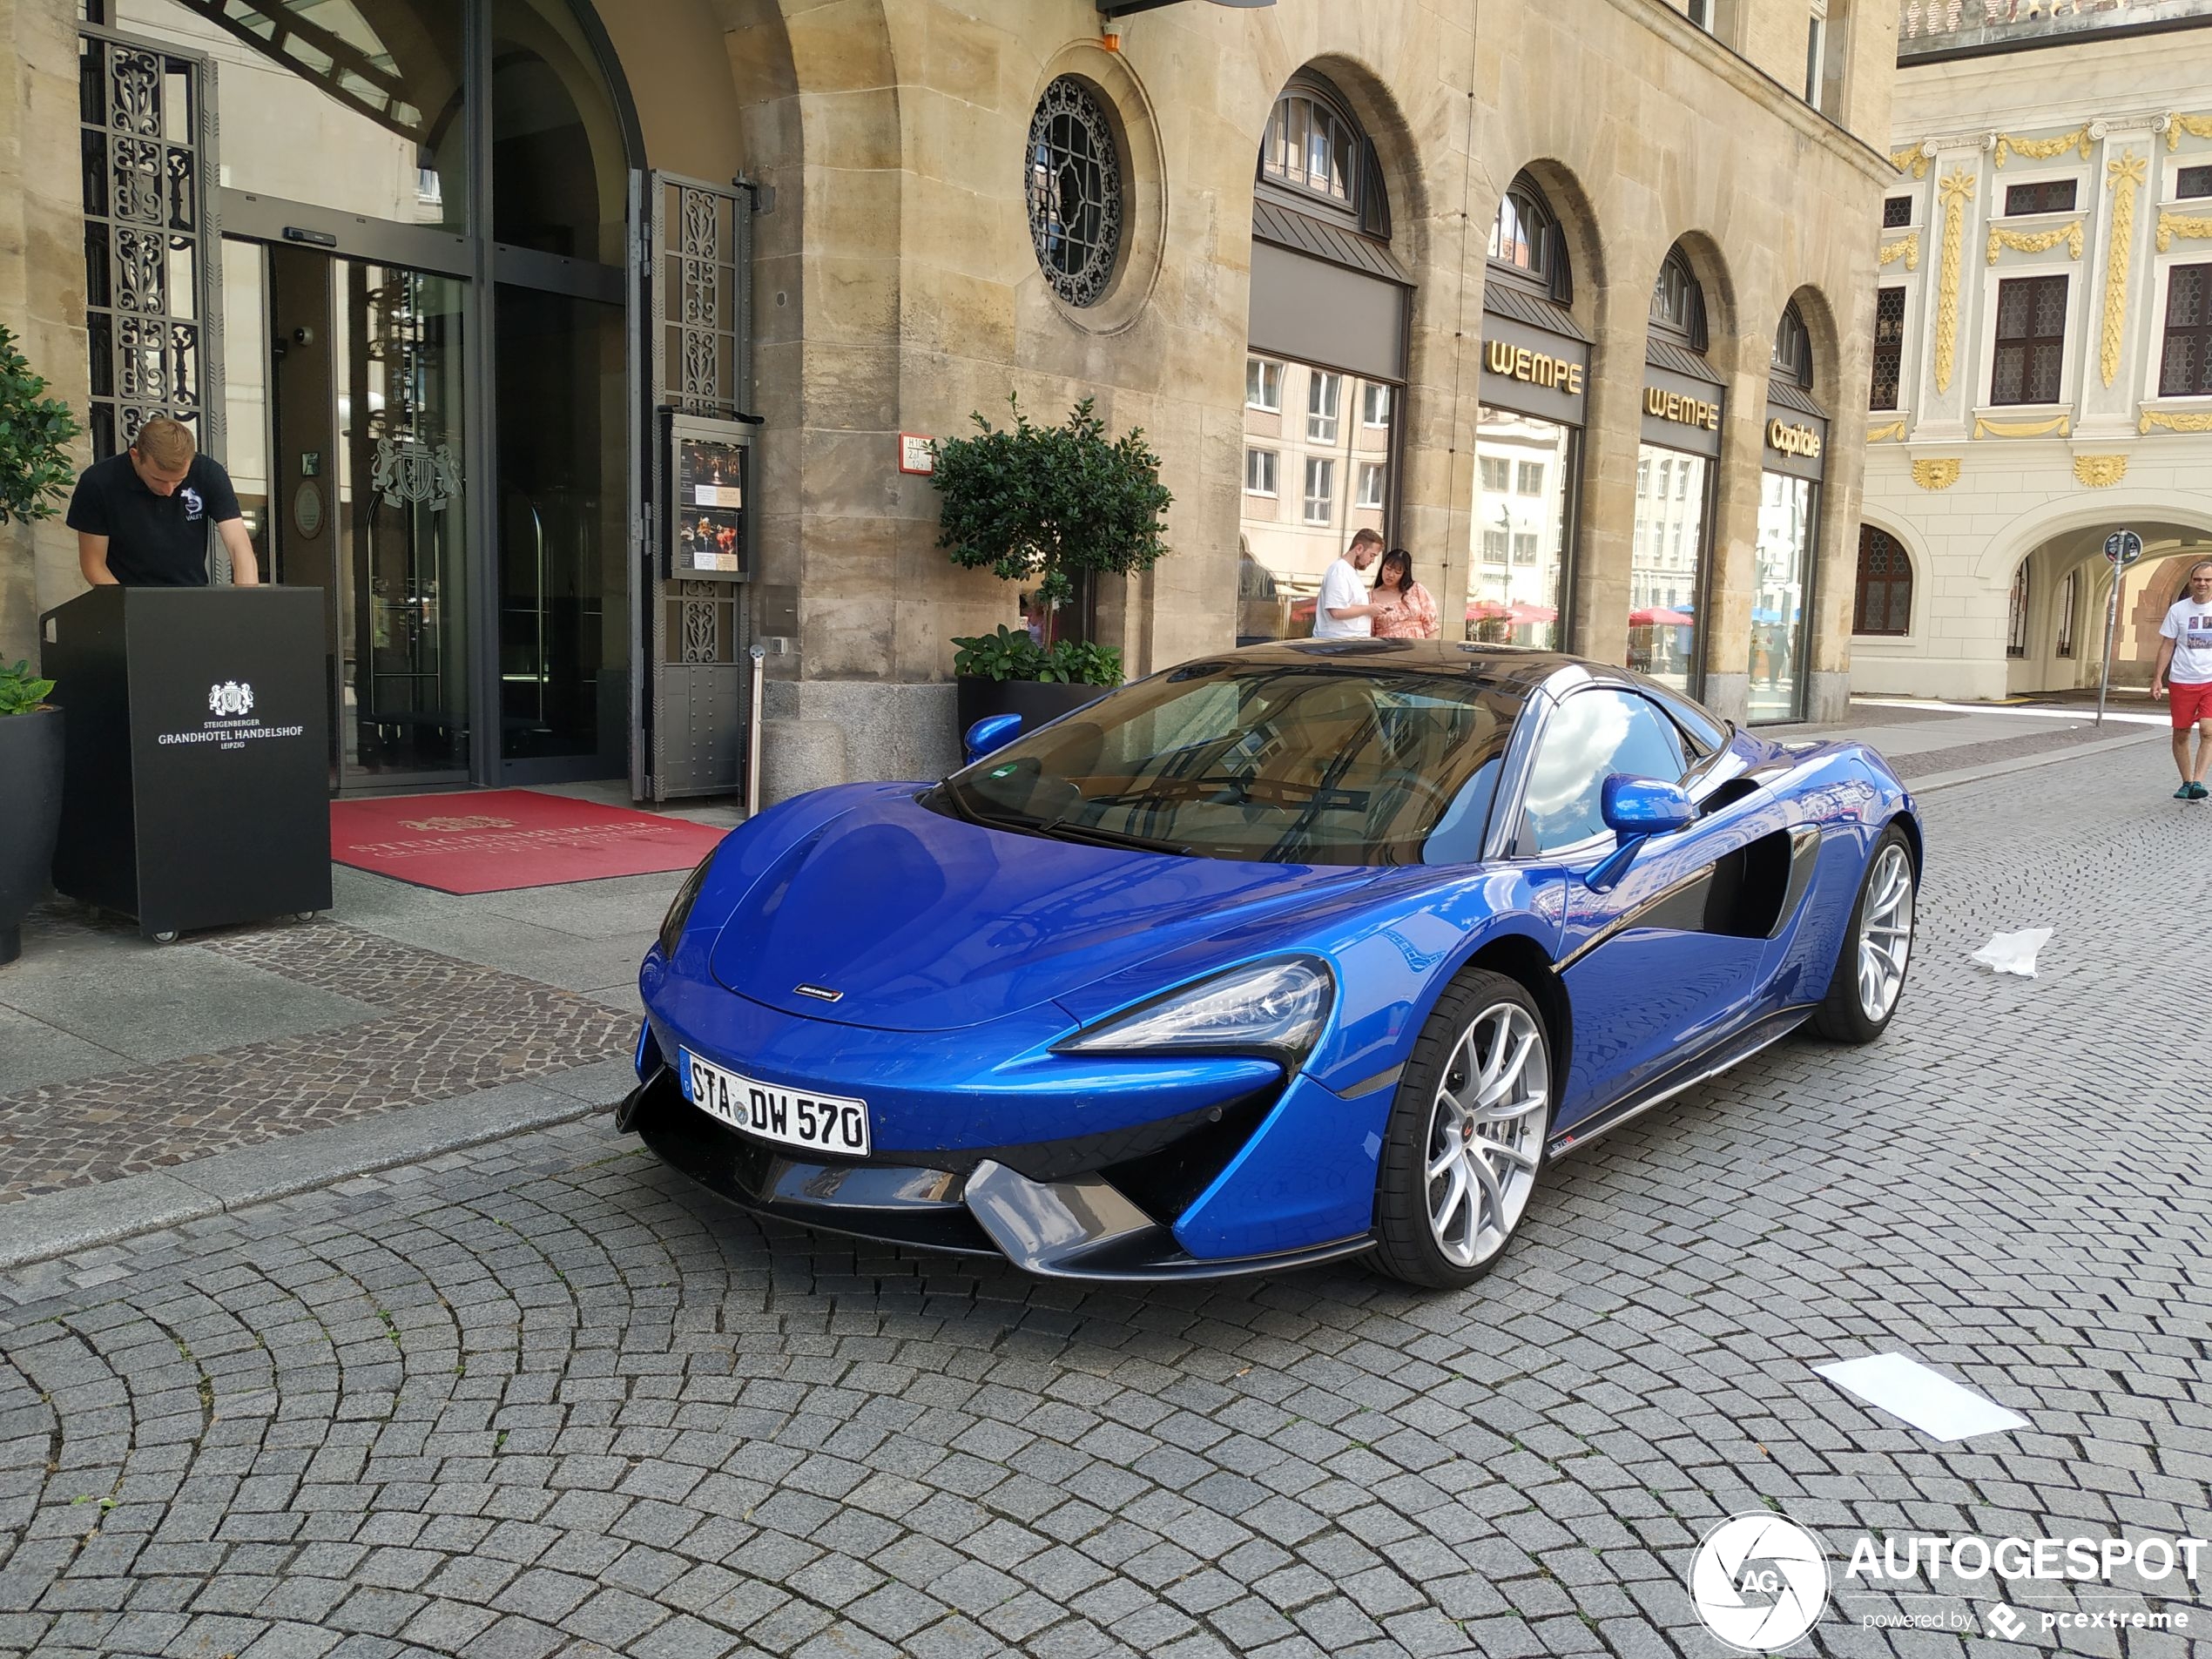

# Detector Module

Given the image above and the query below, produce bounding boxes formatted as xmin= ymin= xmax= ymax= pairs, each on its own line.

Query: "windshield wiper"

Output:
xmin=1032 ymin=817 xmax=1194 ymax=857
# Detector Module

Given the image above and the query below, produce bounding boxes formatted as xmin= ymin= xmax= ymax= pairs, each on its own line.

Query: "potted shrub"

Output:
xmin=0 ymin=326 xmax=80 ymax=966
xmin=933 ymin=395 xmax=1172 ymax=733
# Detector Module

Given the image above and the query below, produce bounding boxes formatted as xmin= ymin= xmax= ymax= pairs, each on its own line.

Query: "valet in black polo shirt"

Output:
xmin=66 ymin=415 xmax=260 ymax=588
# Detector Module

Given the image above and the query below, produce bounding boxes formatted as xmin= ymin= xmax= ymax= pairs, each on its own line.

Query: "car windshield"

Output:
xmin=929 ymin=660 xmax=1528 ymax=867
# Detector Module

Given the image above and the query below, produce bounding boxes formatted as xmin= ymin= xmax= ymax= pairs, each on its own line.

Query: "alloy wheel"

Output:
xmin=1855 ymin=842 xmax=1915 ymax=1022
xmin=1424 ymin=1002 xmax=1548 ymax=1269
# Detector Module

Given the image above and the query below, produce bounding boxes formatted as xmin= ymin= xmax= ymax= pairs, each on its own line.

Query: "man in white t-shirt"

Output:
xmin=1311 ymin=528 xmax=1388 ymax=639
xmin=2151 ymin=557 xmax=2212 ymax=800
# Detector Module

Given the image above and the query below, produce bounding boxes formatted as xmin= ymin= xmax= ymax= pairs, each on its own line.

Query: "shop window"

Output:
xmin=1853 ymin=526 xmax=1912 ymax=635
xmin=2055 ymin=569 xmax=2077 ymax=658
xmin=2181 ymin=165 xmax=2212 ymax=200
xmin=1244 ymin=448 xmax=1278 ymax=496
xmin=1471 ymin=405 xmax=1574 ymax=652
xmin=1628 ymin=445 xmax=1710 ymax=697
xmin=1307 ymin=372 xmax=1342 ymax=442
xmin=1362 ymin=383 xmax=1392 ymax=427
xmin=2159 ymin=264 xmax=2212 ymax=397
xmin=1651 ymin=247 xmax=1709 ymax=349
xmin=2006 ymin=563 xmax=2030 ymax=658
xmin=1247 ymin=357 xmax=1284 ymax=411
xmin=1773 ymin=302 xmax=1814 ymax=388
xmin=1303 ymin=457 xmax=1335 ymax=524
xmin=1750 ymin=471 xmax=1817 ymax=723
xmin=1357 ymin=462 xmax=1386 ymax=509
xmin=2002 ymin=179 xmax=2077 ymax=217
xmin=1883 ymin=195 xmax=1913 ymax=229
xmin=1871 ymin=287 xmax=1906 ymax=409
xmin=1991 ymin=274 xmax=2067 ymax=405
xmin=1260 ymin=78 xmax=1389 ymax=239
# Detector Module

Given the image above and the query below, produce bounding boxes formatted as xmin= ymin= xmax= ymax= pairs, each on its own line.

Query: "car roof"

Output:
xmin=1209 ymin=638 xmax=1631 ymax=698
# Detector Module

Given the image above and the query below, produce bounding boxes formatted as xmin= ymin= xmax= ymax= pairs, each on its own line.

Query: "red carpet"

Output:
xmin=330 ymin=789 xmax=725 ymax=894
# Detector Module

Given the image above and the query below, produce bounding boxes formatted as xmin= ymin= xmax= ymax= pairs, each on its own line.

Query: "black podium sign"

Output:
xmin=43 ymin=587 xmax=332 ymax=938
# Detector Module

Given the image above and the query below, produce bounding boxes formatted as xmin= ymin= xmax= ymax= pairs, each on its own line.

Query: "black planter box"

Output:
xmin=0 ymin=705 xmax=63 ymax=966
xmin=954 ymin=676 xmax=1111 ymax=746
xmin=42 ymin=586 xmax=332 ymax=940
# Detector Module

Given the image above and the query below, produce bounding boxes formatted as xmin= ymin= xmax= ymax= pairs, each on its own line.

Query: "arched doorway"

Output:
xmin=1990 ymin=527 xmax=2212 ymax=696
xmin=81 ymin=0 xmax=637 ymax=790
xmin=1238 ymin=71 xmax=1408 ymax=642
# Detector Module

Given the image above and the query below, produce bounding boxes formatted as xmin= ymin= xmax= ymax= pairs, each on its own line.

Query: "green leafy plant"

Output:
xmin=950 ymin=624 xmax=1044 ymax=683
xmin=0 ymin=325 xmax=80 ymax=528
xmin=1044 ymin=639 xmax=1122 ymax=687
xmin=931 ymin=395 xmax=1172 ymax=673
xmin=0 ymin=660 xmax=55 ymax=716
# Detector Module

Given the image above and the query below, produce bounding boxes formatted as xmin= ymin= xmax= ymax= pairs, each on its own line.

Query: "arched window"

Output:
xmin=2055 ymin=568 xmax=2078 ymax=658
xmin=1259 ymin=77 xmax=1389 ymax=239
xmin=1487 ymin=173 xmax=1570 ymax=303
xmin=1854 ymin=526 xmax=1913 ymax=635
xmin=2006 ymin=563 xmax=2030 ymax=658
xmin=1651 ymin=246 xmax=1709 ymax=350
xmin=1772 ymin=302 xmax=1813 ymax=388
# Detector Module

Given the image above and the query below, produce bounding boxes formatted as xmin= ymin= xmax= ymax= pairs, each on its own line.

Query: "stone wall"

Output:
xmin=0 ymin=0 xmax=91 ymax=666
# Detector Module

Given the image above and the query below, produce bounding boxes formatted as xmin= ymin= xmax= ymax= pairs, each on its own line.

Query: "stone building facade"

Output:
xmin=0 ymin=0 xmax=1897 ymax=804
xmin=1855 ymin=1 xmax=2212 ymax=699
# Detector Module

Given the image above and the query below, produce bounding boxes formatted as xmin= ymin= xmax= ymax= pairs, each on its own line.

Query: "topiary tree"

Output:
xmin=0 ymin=326 xmax=80 ymax=528
xmin=931 ymin=395 xmax=1172 ymax=658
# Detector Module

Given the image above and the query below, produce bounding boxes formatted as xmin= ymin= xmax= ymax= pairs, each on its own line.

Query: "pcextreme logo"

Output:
xmin=1688 ymin=1513 xmax=1831 ymax=1652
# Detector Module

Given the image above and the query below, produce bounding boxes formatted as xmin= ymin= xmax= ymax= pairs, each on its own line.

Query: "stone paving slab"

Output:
xmin=0 ymin=740 xmax=2203 ymax=1658
xmin=0 ymin=924 xmax=634 ymax=1204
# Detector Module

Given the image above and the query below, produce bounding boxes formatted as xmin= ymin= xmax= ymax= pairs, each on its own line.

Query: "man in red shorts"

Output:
xmin=2151 ymin=558 xmax=2212 ymax=799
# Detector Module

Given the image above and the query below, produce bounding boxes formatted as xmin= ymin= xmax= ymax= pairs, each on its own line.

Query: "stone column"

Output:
xmin=1570 ymin=311 xmax=1647 ymax=667
xmin=0 ymin=0 xmax=91 ymax=664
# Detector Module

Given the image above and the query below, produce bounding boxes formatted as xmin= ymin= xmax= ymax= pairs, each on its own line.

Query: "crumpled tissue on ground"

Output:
xmin=1969 ymin=927 xmax=2054 ymax=978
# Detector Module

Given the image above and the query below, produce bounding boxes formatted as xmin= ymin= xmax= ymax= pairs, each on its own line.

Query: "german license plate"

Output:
xmin=680 ymin=1049 xmax=871 ymax=1157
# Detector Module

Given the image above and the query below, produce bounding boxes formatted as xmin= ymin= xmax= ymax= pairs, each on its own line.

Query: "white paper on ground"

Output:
xmin=1969 ymin=927 xmax=2054 ymax=977
xmin=1814 ymin=1352 xmax=2029 ymax=1441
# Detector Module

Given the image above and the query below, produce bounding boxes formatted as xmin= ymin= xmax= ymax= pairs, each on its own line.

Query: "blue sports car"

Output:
xmin=623 ymin=641 xmax=1920 ymax=1288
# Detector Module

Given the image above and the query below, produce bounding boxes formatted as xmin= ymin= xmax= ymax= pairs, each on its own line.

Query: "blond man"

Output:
xmin=67 ymin=416 xmax=260 ymax=588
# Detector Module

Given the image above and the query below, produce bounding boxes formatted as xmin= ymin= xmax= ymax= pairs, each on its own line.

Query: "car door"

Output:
xmin=1509 ymin=685 xmax=1777 ymax=1129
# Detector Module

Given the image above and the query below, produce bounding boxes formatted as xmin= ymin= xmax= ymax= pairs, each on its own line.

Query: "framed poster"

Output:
xmin=666 ymin=414 xmax=755 ymax=581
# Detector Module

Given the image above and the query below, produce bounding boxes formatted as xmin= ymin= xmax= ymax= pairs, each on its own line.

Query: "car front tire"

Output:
xmin=1809 ymin=824 xmax=1916 ymax=1045
xmin=1371 ymin=969 xmax=1554 ymax=1291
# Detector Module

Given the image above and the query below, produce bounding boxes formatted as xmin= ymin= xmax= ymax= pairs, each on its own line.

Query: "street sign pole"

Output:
xmin=2097 ymin=529 xmax=2144 ymax=727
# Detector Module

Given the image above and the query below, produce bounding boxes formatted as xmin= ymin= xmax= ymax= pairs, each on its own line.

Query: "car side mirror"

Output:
xmin=1601 ymin=775 xmax=1696 ymax=839
xmin=964 ymin=712 xmax=1023 ymax=764
xmin=1587 ymin=776 xmax=1696 ymax=892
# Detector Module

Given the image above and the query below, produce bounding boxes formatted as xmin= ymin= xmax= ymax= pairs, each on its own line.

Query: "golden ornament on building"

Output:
xmin=1867 ymin=420 xmax=1908 ymax=442
xmin=2155 ymin=210 xmax=2212 ymax=253
xmin=1878 ymin=233 xmax=1920 ymax=271
xmin=2072 ymin=455 xmax=2128 ymax=488
xmin=1986 ymin=220 xmax=2084 ymax=265
xmin=2141 ymin=409 xmax=2212 ymax=434
xmin=2102 ymin=153 xmax=2147 ymax=388
xmin=1973 ymin=413 xmax=2073 ymax=439
xmin=1911 ymin=458 xmax=1962 ymax=490
xmin=1993 ymin=125 xmax=2093 ymax=168
xmin=2167 ymin=111 xmax=2212 ymax=150
xmin=1891 ymin=143 xmax=1933 ymax=179
xmin=1934 ymin=171 xmax=1975 ymax=395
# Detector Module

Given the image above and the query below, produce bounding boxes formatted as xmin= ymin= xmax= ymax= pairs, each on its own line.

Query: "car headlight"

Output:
xmin=658 ymin=847 xmax=719 ymax=958
xmin=1055 ymin=957 xmax=1335 ymax=1065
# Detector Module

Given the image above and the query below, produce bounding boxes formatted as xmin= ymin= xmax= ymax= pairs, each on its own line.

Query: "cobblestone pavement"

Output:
xmin=0 ymin=918 xmax=633 ymax=1202
xmin=2 ymin=745 xmax=2208 ymax=1659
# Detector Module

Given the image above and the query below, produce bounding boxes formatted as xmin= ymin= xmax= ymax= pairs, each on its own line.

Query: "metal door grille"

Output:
xmin=635 ymin=172 xmax=755 ymax=800
xmin=78 ymin=23 xmax=224 ymax=462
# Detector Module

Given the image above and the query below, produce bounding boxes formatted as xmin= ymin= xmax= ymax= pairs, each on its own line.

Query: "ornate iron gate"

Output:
xmin=77 ymin=22 xmax=224 ymax=462
xmin=632 ymin=172 xmax=757 ymax=800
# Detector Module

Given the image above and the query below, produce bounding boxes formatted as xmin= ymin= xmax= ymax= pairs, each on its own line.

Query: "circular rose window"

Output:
xmin=1025 ymin=77 xmax=1123 ymax=307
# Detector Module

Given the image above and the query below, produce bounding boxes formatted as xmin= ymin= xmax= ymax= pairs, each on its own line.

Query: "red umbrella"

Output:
xmin=1466 ymin=601 xmax=1557 ymax=624
xmin=1629 ymin=606 xmax=1694 ymax=626
xmin=1507 ymin=603 xmax=1557 ymax=624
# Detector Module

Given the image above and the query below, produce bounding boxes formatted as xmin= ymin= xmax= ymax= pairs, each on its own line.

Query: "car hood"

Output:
xmin=706 ymin=788 xmax=1389 ymax=1031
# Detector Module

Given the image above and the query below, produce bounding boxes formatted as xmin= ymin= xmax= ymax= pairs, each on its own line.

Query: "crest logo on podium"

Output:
xmin=208 ymin=680 xmax=254 ymax=717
